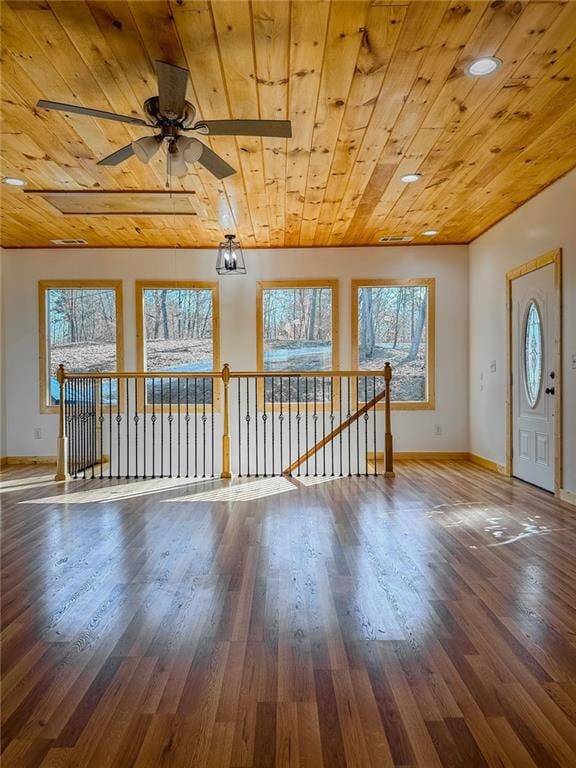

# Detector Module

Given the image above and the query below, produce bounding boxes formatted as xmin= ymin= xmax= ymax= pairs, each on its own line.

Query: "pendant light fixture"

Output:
xmin=216 ymin=234 xmax=246 ymax=275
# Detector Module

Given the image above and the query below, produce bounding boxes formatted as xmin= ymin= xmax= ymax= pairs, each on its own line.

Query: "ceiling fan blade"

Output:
xmin=36 ymin=99 xmax=149 ymax=126
xmin=199 ymin=119 xmax=292 ymax=138
xmin=197 ymin=144 xmax=236 ymax=179
xmin=155 ymin=61 xmax=189 ymax=119
xmin=97 ymin=144 xmax=135 ymax=166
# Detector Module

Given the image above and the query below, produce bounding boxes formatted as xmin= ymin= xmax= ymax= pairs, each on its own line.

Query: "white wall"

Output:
xmin=1 ymin=245 xmax=469 ymax=457
xmin=469 ymin=169 xmax=576 ymax=493
xmin=0 ymin=248 xmax=6 ymax=459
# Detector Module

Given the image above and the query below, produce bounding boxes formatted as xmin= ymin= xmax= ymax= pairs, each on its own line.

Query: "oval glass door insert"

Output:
xmin=523 ymin=300 xmax=543 ymax=408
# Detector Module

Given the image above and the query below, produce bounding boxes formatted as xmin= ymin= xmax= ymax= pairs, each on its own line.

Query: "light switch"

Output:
xmin=490 ymin=360 xmax=497 ymax=373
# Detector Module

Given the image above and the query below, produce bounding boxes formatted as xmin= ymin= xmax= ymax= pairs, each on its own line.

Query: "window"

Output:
xmin=39 ymin=280 xmax=123 ymax=412
xmin=352 ymin=279 xmax=435 ymax=409
xmin=257 ymin=280 xmax=339 ymax=402
xmin=136 ymin=281 xmax=219 ymax=406
xmin=523 ymin=299 xmax=543 ymax=408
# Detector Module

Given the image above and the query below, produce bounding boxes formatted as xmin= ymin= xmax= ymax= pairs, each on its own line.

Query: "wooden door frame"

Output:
xmin=506 ymin=248 xmax=562 ymax=495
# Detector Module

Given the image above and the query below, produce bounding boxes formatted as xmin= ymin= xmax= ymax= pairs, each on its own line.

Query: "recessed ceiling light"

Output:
xmin=423 ymin=229 xmax=439 ymax=237
xmin=465 ymin=56 xmax=502 ymax=77
xmin=400 ymin=173 xmax=421 ymax=184
xmin=2 ymin=176 xmax=27 ymax=187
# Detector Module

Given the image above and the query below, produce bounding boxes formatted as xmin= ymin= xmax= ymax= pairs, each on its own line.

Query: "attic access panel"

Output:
xmin=29 ymin=191 xmax=201 ymax=216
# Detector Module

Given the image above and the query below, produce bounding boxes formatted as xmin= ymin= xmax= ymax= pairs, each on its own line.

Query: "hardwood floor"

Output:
xmin=2 ymin=461 xmax=576 ymax=767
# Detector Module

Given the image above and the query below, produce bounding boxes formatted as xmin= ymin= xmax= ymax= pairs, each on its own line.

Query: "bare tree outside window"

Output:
xmin=142 ymin=287 xmax=215 ymax=404
xmin=46 ymin=288 xmax=118 ymax=405
xmin=357 ymin=285 xmax=428 ymax=402
xmin=261 ymin=286 xmax=334 ymax=402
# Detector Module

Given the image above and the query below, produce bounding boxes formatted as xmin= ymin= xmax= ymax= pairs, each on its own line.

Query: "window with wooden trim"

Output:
xmin=39 ymin=281 xmax=124 ymax=412
xmin=135 ymin=281 xmax=219 ymax=406
xmin=352 ymin=279 xmax=435 ymax=409
xmin=257 ymin=280 xmax=339 ymax=402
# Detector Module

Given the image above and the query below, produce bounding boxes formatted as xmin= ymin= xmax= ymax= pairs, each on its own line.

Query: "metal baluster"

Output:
xmin=91 ymin=381 xmax=96 ymax=479
xmin=99 ymin=379 xmax=104 ymax=479
xmin=211 ymin=378 xmax=215 ymax=478
xmin=322 ymin=376 xmax=326 ymax=476
xmin=254 ymin=376 xmax=259 ymax=477
xmin=296 ymin=378 xmax=301 ymax=477
xmin=151 ymin=377 xmax=156 ymax=479
xmin=287 ymin=376 xmax=291 ymax=473
xmin=143 ymin=377 xmax=147 ymax=479
xmin=109 ymin=377 xmax=113 ymax=479
xmin=263 ymin=377 xmax=267 ymax=478
xmin=373 ymin=375 xmax=377 ymax=476
xmin=339 ymin=377 xmax=343 ymax=476
xmin=160 ymin=377 xmax=165 ymax=478
xmin=135 ymin=377 xmax=139 ymax=479
xmin=246 ymin=377 xmax=251 ymax=477
xmin=347 ymin=376 xmax=351 ymax=477
xmin=305 ymin=378 xmax=309 ymax=477
xmin=185 ymin=379 xmax=190 ymax=478
xmin=202 ymin=377 xmax=206 ymax=478
xmin=330 ymin=376 xmax=335 ymax=477
xmin=168 ymin=378 xmax=173 ymax=478
xmin=364 ymin=376 xmax=369 ymax=477
xmin=116 ymin=377 xmax=121 ymax=479
xmin=356 ymin=377 xmax=361 ymax=477
xmin=271 ymin=376 xmax=275 ymax=476
xmin=313 ymin=377 xmax=318 ymax=477
xmin=237 ymin=377 xmax=242 ymax=477
xmin=279 ymin=377 xmax=284 ymax=475
xmin=194 ymin=379 xmax=198 ymax=478
xmin=81 ymin=379 xmax=85 ymax=479
xmin=126 ymin=377 xmax=130 ymax=479
xmin=177 ymin=378 xmax=181 ymax=478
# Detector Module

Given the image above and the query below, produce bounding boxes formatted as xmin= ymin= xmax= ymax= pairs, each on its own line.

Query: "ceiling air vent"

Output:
xmin=378 ymin=235 xmax=414 ymax=244
xmin=50 ymin=239 xmax=88 ymax=245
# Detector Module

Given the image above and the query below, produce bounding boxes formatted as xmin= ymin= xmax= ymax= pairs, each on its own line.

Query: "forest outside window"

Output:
xmin=136 ymin=281 xmax=219 ymax=407
xmin=257 ymin=280 xmax=339 ymax=403
xmin=39 ymin=280 xmax=123 ymax=412
xmin=352 ymin=279 xmax=435 ymax=409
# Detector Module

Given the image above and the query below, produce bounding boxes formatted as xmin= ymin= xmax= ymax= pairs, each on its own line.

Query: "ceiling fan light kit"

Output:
xmin=37 ymin=60 xmax=292 ymax=181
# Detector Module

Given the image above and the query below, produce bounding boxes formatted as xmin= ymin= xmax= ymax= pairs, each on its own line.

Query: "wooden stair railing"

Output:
xmin=282 ymin=362 xmax=394 ymax=477
xmin=55 ymin=363 xmax=394 ymax=480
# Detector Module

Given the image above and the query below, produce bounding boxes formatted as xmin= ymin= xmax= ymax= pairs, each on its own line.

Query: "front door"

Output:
xmin=511 ymin=263 xmax=556 ymax=492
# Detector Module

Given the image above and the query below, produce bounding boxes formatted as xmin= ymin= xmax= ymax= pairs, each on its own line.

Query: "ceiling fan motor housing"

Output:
xmin=144 ymin=96 xmax=196 ymax=128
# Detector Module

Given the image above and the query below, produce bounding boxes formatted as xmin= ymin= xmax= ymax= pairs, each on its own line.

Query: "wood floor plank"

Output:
xmin=2 ymin=461 xmax=576 ymax=766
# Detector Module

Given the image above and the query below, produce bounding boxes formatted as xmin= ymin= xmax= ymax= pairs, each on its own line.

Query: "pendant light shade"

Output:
xmin=216 ymin=234 xmax=246 ymax=275
xmin=176 ymin=135 xmax=203 ymax=163
xmin=167 ymin=145 xmax=188 ymax=177
xmin=132 ymin=135 xmax=161 ymax=163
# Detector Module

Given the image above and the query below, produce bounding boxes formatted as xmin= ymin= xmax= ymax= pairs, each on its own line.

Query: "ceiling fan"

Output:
xmin=36 ymin=61 xmax=292 ymax=180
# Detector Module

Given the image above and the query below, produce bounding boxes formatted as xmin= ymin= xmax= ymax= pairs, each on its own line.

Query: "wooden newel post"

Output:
xmin=221 ymin=363 xmax=232 ymax=479
xmin=384 ymin=362 xmax=395 ymax=478
xmin=54 ymin=364 xmax=69 ymax=481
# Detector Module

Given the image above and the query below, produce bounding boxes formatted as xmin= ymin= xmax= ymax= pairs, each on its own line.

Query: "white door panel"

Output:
xmin=512 ymin=264 xmax=555 ymax=491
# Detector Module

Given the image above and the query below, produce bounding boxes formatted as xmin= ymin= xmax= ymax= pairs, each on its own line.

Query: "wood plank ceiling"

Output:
xmin=1 ymin=0 xmax=576 ymax=249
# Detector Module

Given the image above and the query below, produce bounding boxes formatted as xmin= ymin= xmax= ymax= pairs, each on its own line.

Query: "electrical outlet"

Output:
xmin=33 ymin=427 xmax=42 ymax=440
xmin=490 ymin=360 xmax=497 ymax=373
xmin=572 ymin=353 xmax=576 ymax=370
xmin=433 ymin=424 xmax=442 ymax=436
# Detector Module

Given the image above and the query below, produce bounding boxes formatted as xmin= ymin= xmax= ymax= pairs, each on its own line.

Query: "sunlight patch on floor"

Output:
xmin=0 ymin=473 xmax=57 ymax=491
xmin=19 ymin=476 xmax=208 ymax=505
xmin=295 ymin=474 xmax=342 ymax=487
xmin=167 ymin=476 xmax=296 ymax=503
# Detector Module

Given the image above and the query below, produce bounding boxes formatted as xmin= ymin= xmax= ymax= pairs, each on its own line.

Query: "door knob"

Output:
xmin=545 ymin=386 xmax=555 ymax=395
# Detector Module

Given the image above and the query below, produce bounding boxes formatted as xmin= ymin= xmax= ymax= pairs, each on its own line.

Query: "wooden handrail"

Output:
xmin=60 ymin=369 xmax=379 ymax=380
